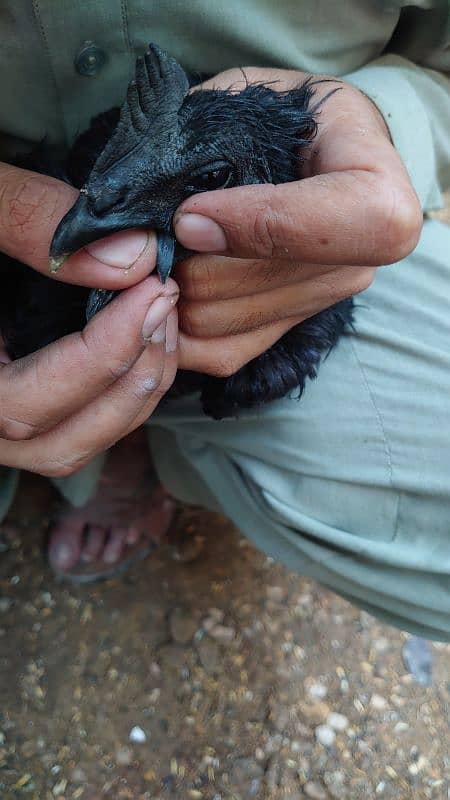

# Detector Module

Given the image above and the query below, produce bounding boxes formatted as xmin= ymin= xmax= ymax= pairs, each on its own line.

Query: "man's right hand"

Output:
xmin=0 ymin=163 xmax=179 ymax=477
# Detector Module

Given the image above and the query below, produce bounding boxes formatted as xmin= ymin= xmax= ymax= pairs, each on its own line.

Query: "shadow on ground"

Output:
xmin=0 ymin=473 xmax=449 ymax=800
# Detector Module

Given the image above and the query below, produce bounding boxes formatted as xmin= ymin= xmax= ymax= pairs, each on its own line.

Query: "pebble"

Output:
xmin=230 ymin=757 xmax=264 ymax=786
xmin=304 ymin=781 xmax=328 ymax=799
xmin=324 ymin=770 xmax=346 ymax=793
xmin=326 ymin=712 xmax=348 ymax=732
xmin=170 ymin=531 xmax=205 ymax=563
xmin=370 ymin=694 xmax=387 ymax=710
xmin=266 ymin=586 xmax=285 ymax=603
xmin=52 ymin=779 xmax=67 ymax=796
xmin=315 ymin=725 xmax=336 ymax=748
xmin=71 ymin=767 xmax=87 ymax=784
xmin=116 ymin=746 xmax=134 ymax=766
xmin=207 ymin=608 xmax=225 ymax=623
xmin=196 ymin=637 xmax=220 ymax=674
xmin=0 ymin=598 xmax=12 ymax=613
xmin=402 ymin=636 xmax=433 ymax=686
xmin=308 ymin=682 xmax=328 ymax=700
xmin=209 ymin=625 xmax=236 ymax=645
xmin=169 ymin=608 xmax=198 ymax=645
xmin=129 ymin=726 xmax=147 ymax=743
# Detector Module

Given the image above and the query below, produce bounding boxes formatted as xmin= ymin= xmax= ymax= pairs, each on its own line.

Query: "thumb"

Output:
xmin=0 ymin=162 xmax=157 ymax=288
xmin=174 ymin=173 xmax=421 ymax=266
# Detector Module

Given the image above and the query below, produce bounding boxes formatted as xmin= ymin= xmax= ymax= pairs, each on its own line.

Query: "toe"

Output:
xmin=81 ymin=525 xmax=107 ymax=562
xmin=102 ymin=527 xmax=127 ymax=564
xmin=48 ymin=520 xmax=84 ymax=571
xmin=125 ymin=526 xmax=141 ymax=546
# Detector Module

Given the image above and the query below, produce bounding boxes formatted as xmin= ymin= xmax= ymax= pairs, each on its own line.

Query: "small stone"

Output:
xmin=375 ymin=782 xmax=386 ymax=795
xmin=116 ymin=746 xmax=134 ymax=766
xmin=169 ymin=608 xmax=198 ymax=645
xmin=71 ymin=767 xmax=87 ymax=784
xmin=0 ymin=598 xmax=11 ymax=613
xmin=308 ymin=682 xmax=328 ymax=700
xmin=326 ymin=712 xmax=348 ymax=732
xmin=324 ymin=770 xmax=346 ymax=799
xmin=230 ymin=757 xmax=264 ymax=786
xmin=402 ymin=637 xmax=433 ymax=686
xmin=170 ymin=531 xmax=205 ymax=563
xmin=52 ymin=779 xmax=67 ymax=796
xmin=304 ymin=781 xmax=327 ymax=799
xmin=315 ymin=725 xmax=336 ymax=748
xmin=209 ymin=625 xmax=236 ymax=645
xmin=196 ymin=637 xmax=220 ymax=674
xmin=394 ymin=721 xmax=409 ymax=733
xmin=129 ymin=726 xmax=147 ymax=743
xmin=370 ymin=694 xmax=387 ymax=710
xmin=207 ymin=608 xmax=225 ymax=623
xmin=266 ymin=586 xmax=285 ymax=603
xmin=374 ymin=637 xmax=390 ymax=653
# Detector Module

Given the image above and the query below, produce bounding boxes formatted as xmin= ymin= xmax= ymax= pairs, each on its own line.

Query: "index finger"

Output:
xmin=0 ymin=163 xmax=157 ymax=289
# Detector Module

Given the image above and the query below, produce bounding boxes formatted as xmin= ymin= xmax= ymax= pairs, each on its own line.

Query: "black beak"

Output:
xmin=49 ymin=193 xmax=176 ymax=283
xmin=50 ymin=194 xmax=124 ymax=271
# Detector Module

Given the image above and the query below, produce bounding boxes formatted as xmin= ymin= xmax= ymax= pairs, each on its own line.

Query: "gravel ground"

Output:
xmin=1 ymin=472 xmax=449 ymax=800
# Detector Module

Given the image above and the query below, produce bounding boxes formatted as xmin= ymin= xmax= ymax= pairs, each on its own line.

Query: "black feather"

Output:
xmin=0 ymin=44 xmax=353 ymax=419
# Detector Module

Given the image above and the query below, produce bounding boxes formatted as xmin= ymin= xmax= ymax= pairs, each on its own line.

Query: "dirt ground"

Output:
xmin=1 ymin=202 xmax=450 ymax=800
xmin=0 ymin=471 xmax=449 ymax=800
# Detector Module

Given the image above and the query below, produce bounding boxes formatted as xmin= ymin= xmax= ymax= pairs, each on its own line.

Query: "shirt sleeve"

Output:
xmin=345 ymin=52 xmax=450 ymax=213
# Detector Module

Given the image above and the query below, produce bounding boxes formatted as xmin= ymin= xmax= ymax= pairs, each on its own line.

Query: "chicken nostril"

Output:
xmin=90 ymin=189 xmax=128 ymax=216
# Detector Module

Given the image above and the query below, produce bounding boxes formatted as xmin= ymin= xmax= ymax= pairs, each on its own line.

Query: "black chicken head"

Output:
xmin=50 ymin=44 xmax=318 ymax=284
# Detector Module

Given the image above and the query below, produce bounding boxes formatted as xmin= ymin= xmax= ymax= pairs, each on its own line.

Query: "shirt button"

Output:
xmin=75 ymin=41 xmax=107 ymax=77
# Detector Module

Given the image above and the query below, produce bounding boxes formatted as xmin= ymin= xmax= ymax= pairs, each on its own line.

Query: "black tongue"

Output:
xmin=156 ymin=232 xmax=175 ymax=283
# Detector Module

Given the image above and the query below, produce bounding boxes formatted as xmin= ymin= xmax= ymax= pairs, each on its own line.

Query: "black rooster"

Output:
xmin=0 ymin=44 xmax=353 ymax=419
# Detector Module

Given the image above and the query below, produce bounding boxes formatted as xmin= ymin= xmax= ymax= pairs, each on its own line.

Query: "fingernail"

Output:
xmin=175 ymin=213 xmax=227 ymax=252
xmin=149 ymin=319 xmax=167 ymax=344
xmin=86 ymin=229 xmax=150 ymax=268
xmin=142 ymin=294 xmax=177 ymax=341
xmin=165 ymin=310 xmax=178 ymax=352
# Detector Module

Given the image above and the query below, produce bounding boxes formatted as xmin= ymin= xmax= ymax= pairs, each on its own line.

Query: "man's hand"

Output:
xmin=0 ymin=163 xmax=179 ymax=477
xmin=173 ymin=68 xmax=423 ymax=377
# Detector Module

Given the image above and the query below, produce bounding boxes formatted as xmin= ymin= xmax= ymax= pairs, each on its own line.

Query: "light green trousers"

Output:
xmin=2 ymin=219 xmax=450 ymax=641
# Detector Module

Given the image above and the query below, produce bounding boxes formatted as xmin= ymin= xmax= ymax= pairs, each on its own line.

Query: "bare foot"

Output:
xmin=47 ymin=428 xmax=175 ymax=582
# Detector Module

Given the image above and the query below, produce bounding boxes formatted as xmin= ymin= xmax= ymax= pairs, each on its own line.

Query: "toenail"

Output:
xmin=53 ymin=543 xmax=74 ymax=566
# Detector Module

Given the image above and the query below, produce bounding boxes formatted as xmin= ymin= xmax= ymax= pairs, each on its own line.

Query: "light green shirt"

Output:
xmin=0 ymin=1 xmax=449 ymax=213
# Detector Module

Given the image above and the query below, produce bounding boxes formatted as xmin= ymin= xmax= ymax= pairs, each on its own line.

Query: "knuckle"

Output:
xmin=33 ymin=456 xmax=84 ymax=479
xmin=178 ymin=301 xmax=204 ymax=338
xmin=374 ymin=181 xmax=423 ymax=263
xmin=133 ymin=373 xmax=162 ymax=401
xmin=80 ymin=328 xmax=134 ymax=381
xmin=211 ymin=354 xmax=239 ymax=378
xmin=0 ymin=172 xmax=64 ymax=254
xmin=252 ymin=206 xmax=278 ymax=259
xmin=177 ymin=257 xmax=216 ymax=301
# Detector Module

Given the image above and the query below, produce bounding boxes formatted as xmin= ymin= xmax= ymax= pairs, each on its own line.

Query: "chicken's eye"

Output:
xmin=185 ymin=164 xmax=232 ymax=194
